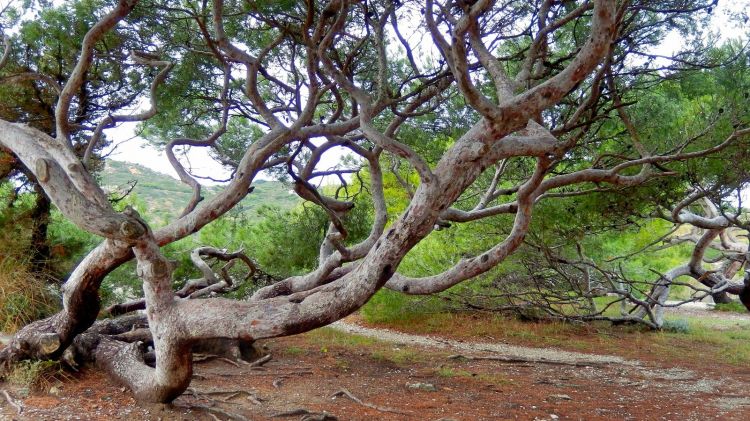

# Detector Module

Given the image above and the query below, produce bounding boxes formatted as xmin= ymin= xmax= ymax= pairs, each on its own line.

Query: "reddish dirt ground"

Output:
xmin=2 ymin=319 xmax=750 ymax=421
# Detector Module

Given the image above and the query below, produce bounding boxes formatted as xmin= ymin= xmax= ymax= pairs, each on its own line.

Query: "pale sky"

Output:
xmin=105 ymin=125 xmax=236 ymax=183
xmin=104 ymin=1 xmax=749 ymax=184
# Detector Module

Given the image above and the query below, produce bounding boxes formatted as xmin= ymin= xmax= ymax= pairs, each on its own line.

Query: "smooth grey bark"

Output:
xmin=633 ymin=196 xmax=750 ymax=326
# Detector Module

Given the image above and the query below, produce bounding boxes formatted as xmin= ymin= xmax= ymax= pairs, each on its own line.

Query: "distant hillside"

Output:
xmin=101 ymin=161 xmax=299 ymax=222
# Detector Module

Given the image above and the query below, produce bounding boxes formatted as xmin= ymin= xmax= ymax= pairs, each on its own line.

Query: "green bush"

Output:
xmin=714 ymin=301 xmax=748 ymax=313
xmin=360 ymin=289 xmax=445 ymax=324
xmin=661 ymin=318 xmax=690 ymax=334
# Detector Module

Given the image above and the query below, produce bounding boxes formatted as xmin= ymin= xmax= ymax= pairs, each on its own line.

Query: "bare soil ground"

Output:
xmin=2 ymin=313 xmax=750 ymax=421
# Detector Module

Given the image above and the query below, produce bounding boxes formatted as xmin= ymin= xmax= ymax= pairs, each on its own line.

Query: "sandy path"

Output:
xmin=663 ymin=300 xmax=750 ymax=324
xmin=330 ymin=320 xmax=750 ymax=418
xmin=331 ymin=321 xmax=634 ymax=366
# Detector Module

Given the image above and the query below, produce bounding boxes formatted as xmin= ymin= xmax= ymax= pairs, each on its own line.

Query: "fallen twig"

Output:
xmin=282 ymin=370 xmax=313 ymax=376
xmin=1 ymin=389 xmax=22 ymax=414
xmin=218 ymin=357 xmax=241 ymax=367
xmin=223 ymin=392 xmax=241 ymax=401
xmin=271 ymin=409 xmax=337 ymax=420
xmin=301 ymin=413 xmax=338 ymax=421
xmin=271 ymin=408 xmax=312 ymax=417
xmin=330 ymin=388 xmax=410 ymax=415
xmin=218 ymin=392 xmax=262 ymax=405
xmin=447 ymin=354 xmax=604 ymax=367
xmin=212 ymin=369 xmax=312 ymax=378
xmin=192 ymin=353 xmax=241 ymax=367
xmin=187 ymin=388 xmax=259 ymax=398
xmin=192 ymin=353 xmax=216 ymax=362
xmin=248 ymin=354 xmax=272 ymax=367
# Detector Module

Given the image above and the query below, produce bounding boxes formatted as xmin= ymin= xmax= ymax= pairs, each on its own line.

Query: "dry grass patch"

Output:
xmin=0 ymin=257 xmax=58 ymax=333
xmin=305 ymin=327 xmax=425 ymax=366
xmin=6 ymin=360 xmax=72 ymax=392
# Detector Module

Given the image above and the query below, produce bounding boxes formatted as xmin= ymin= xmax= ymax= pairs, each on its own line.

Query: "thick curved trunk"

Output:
xmin=712 ymin=291 xmax=734 ymax=304
xmin=64 ymin=314 xmax=190 ymax=403
xmin=713 ymin=260 xmax=744 ymax=304
xmin=0 ymin=121 xmax=288 ymax=367
xmin=6 ymin=251 xmax=159 ymax=370
xmin=0 ymin=241 xmax=131 ymax=368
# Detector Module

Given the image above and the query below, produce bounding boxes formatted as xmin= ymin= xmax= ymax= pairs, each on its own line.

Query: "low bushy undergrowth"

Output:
xmin=714 ymin=301 xmax=748 ymax=313
xmin=360 ymin=289 xmax=446 ymax=324
xmin=0 ymin=257 xmax=59 ymax=333
xmin=661 ymin=318 xmax=691 ymax=334
xmin=5 ymin=360 xmax=70 ymax=392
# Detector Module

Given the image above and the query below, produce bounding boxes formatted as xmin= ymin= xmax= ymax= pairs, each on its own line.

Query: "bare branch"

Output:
xmin=56 ymin=0 xmax=140 ymax=145
xmin=83 ymin=51 xmax=174 ymax=167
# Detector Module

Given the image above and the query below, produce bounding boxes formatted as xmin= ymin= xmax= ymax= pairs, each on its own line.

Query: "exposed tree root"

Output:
xmin=330 ymin=388 xmax=411 ymax=415
xmin=447 ymin=353 xmax=605 ymax=367
xmin=271 ymin=408 xmax=338 ymax=420
xmin=301 ymin=413 xmax=338 ymax=421
xmin=271 ymin=408 xmax=311 ymax=417
xmin=1 ymin=389 xmax=23 ymax=415
xmin=186 ymin=387 xmax=263 ymax=405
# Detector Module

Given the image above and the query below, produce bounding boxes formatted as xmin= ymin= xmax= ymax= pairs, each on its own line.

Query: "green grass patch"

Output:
xmin=476 ymin=373 xmax=514 ymax=386
xmin=283 ymin=346 xmax=306 ymax=356
xmin=360 ymin=289 xmax=445 ymax=325
xmin=661 ymin=318 xmax=691 ymax=334
xmin=305 ymin=327 xmax=381 ymax=348
xmin=714 ymin=301 xmax=748 ymax=313
xmin=371 ymin=348 xmax=422 ymax=365
xmin=435 ymin=366 xmax=472 ymax=378
xmin=305 ymin=327 xmax=424 ymax=366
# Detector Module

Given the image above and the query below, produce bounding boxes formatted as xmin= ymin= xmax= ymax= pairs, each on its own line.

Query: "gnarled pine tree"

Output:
xmin=1 ymin=0 xmax=748 ymax=402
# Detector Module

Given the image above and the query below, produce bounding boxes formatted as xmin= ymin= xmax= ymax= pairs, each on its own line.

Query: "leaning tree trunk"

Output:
xmin=712 ymin=260 xmax=744 ymax=304
xmin=0 ymin=240 xmax=132 ymax=368
xmin=740 ymin=273 xmax=750 ymax=311
xmin=29 ymin=182 xmax=53 ymax=276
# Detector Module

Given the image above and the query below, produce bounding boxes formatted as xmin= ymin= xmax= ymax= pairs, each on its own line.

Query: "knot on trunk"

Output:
xmin=35 ymin=158 xmax=50 ymax=182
